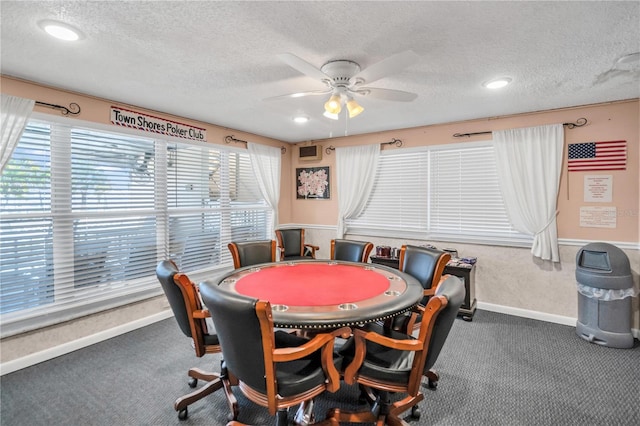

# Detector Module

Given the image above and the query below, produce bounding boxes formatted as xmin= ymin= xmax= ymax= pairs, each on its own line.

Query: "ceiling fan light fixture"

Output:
xmin=324 ymin=94 xmax=342 ymax=114
xmin=346 ymin=98 xmax=364 ymax=118
xmin=323 ymin=110 xmax=339 ymax=120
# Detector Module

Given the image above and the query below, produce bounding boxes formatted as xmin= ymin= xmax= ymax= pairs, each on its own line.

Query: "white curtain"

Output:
xmin=1 ymin=94 xmax=35 ymax=173
xmin=248 ymin=142 xmax=281 ymax=234
xmin=492 ymin=124 xmax=564 ymax=262
xmin=336 ymin=144 xmax=380 ymax=238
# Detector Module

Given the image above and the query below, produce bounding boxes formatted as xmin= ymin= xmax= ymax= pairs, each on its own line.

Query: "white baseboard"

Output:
xmin=0 ymin=310 xmax=173 ymax=376
xmin=477 ymin=301 xmax=640 ymax=340
xmin=477 ymin=301 xmax=577 ymax=326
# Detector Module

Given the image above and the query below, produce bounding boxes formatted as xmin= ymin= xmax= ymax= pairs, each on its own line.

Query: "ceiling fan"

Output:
xmin=267 ymin=50 xmax=420 ymax=119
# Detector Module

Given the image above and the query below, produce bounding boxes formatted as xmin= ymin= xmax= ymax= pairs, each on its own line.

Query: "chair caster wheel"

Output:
xmin=178 ymin=407 xmax=188 ymax=420
xmin=188 ymin=378 xmax=198 ymax=388
xmin=426 ymin=370 xmax=439 ymax=389
xmin=411 ymin=405 xmax=421 ymax=419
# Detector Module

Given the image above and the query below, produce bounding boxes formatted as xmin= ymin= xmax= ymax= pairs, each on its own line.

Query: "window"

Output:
xmin=0 ymin=116 xmax=271 ymax=337
xmin=346 ymin=147 xmax=429 ymax=238
xmin=346 ymin=142 xmax=531 ymax=245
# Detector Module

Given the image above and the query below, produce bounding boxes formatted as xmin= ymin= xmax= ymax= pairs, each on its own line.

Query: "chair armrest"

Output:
xmin=394 ymin=307 xmax=421 ymax=334
xmin=273 ymin=326 xmax=350 ymax=392
xmin=424 ymin=288 xmax=436 ymax=297
xmin=343 ymin=328 xmax=420 ymax=384
xmin=421 ymin=274 xmax=451 ymax=298
xmin=304 ymin=244 xmax=319 ymax=258
xmin=362 ymin=329 xmax=422 ymax=351
xmin=273 ymin=326 xmax=350 ymax=361
xmin=343 ymin=296 xmax=448 ymax=384
xmin=277 ymin=245 xmax=286 ymax=261
xmin=192 ymin=309 xmax=211 ymax=319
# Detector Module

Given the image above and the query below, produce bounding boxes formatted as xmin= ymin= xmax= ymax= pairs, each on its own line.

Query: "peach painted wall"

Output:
xmin=286 ymin=100 xmax=639 ymax=243
xmin=3 ymin=76 xmax=636 ymax=241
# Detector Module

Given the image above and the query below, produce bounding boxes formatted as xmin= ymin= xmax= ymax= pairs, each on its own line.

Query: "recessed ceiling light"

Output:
xmin=38 ymin=20 xmax=83 ymax=41
xmin=292 ymin=115 xmax=309 ymax=123
xmin=483 ymin=77 xmax=512 ymax=89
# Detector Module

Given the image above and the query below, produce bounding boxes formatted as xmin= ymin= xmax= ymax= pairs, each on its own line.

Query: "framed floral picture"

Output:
xmin=296 ymin=166 xmax=330 ymax=199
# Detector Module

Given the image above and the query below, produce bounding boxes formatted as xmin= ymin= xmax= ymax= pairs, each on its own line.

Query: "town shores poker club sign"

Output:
xmin=110 ymin=106 xmax=206 ymax=141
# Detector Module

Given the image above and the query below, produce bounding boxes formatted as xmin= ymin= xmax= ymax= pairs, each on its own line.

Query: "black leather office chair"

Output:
xmin=275 ymin=228 xmax=319 ymax=261
xmin=327 ymin=275 xmax=465 ymax=425
xmin=396 ymin=244 xmax=451 ymax=330
xmin=199 ymin=283 xmax=347 ymax=426
xmin=228 ymin=240 xmax=276 ymax=269
xmin=330 ymin=239 xmax=374 ymax=263
xmin=155 ymin=260 xmax=237 ymax=421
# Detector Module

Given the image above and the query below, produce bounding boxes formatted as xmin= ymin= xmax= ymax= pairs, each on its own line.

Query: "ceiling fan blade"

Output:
xmin=263 ymin=89 xmax=331 ymax=102
xmin=356 ymin=87 xmax=418 ymax=102
xmin=277 ymin=53 xmax=331 ymax=82
xmin=352 ymin=50 xmax=420 ymax=85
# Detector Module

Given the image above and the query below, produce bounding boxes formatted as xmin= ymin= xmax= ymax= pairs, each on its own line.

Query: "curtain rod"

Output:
xmin=325 ymin=138 xmax=403 ymax=155
xmin=224 ymin=135 xmax=287 ymax=154
xmin=453 ymin=118 xmax=588 ymax=138
xmin=35 ymin=101 xmax=81 ymax=115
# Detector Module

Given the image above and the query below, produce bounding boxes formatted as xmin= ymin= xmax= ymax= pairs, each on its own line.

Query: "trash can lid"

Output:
xmin=576 ymin=242 xmax=633 ymax=289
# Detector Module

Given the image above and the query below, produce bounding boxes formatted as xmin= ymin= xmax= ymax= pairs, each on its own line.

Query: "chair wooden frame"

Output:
xmin=228 ymin=240 xmax=277 ymax=269
xmin=326 ymin=293 xmax=449 ymax=426
xmin=330 ymin=239 xmax=374 ymax=263
xmin=247 ymin=302 xmax=347 ymax=417
xmin=275 ymin=228 xmax=319 ymax=261
xmin=213 ymin=297 xmax=349 ymax=426
xmin=156 ymin=260 xmax=238 ymax=421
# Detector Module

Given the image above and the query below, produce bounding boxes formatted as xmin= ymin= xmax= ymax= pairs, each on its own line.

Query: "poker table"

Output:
xmin=201 ymin=259 xmax=423 ymax=330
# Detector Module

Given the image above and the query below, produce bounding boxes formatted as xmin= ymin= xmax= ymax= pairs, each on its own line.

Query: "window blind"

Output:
xmin=166 ymin=143 xmax=270 ymax=271
xmin=346 ymin=148 xmax=429 ymax=238
xmin=0 ymin=118 xmax=271 ymax=337
xmin=345 ymin=142 xmax=530 ymax=245
xmin=429 ymin=144 xmax=527 ymax=243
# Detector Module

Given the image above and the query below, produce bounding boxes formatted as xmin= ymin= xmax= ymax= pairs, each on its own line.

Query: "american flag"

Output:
xmin=567 ymin=140 xmax=627 ymax=172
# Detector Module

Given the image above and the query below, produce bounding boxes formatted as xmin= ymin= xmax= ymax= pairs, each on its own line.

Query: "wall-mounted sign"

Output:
xmin=579 ymin=206 xmax=617 ymax=228
xmin=110 ymin=106 xmax=206 ymax=141
xmin=584 ymin=175 xmax=612 ymax=202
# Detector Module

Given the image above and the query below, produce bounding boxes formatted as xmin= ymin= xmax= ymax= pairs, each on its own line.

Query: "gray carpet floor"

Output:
xmin=1 ymin=310 xmax=639 ymax=425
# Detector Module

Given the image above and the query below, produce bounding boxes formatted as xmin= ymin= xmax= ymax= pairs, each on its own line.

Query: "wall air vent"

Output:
xmin=299 ymin=145 xmax=322 ymax=161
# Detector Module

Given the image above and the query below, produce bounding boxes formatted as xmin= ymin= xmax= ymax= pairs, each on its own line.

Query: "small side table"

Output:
xmin=369 ymin=256 xmax=400 ymax=269
xmin=370 ymin=255 xmax=477 ymax=321
xmin=443 ymin=262 xmax=476 ymax=321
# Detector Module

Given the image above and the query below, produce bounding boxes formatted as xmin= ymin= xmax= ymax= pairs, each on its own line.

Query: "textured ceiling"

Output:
xmin=1 ymin=1 xmax=639 ymax=143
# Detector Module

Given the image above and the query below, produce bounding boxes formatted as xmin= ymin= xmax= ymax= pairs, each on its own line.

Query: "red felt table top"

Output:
xmin=235 ymin=263 xmax=389 ymax=306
